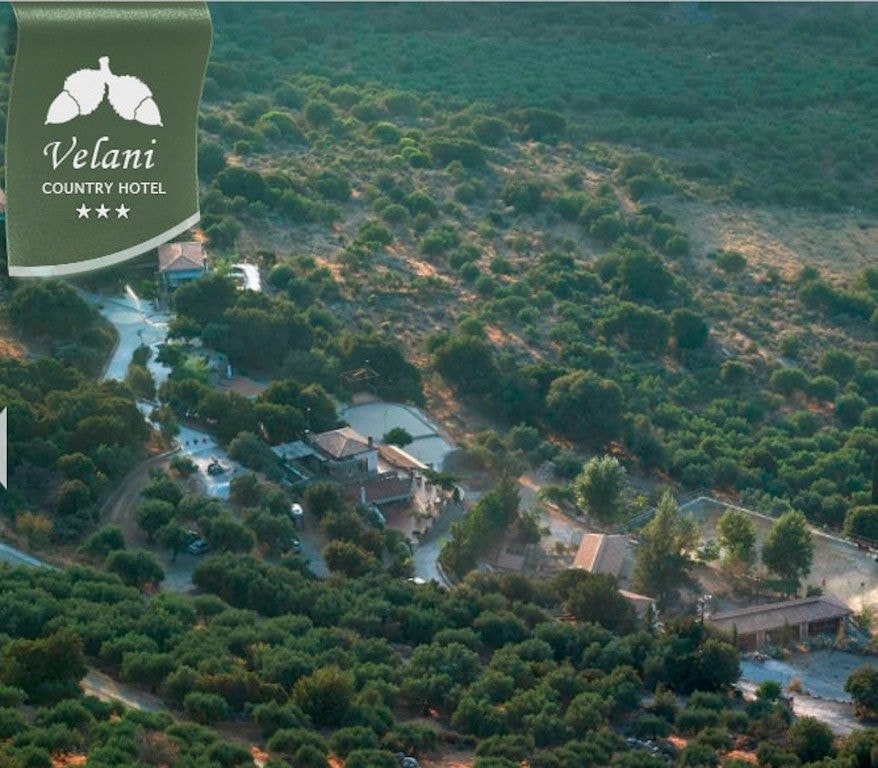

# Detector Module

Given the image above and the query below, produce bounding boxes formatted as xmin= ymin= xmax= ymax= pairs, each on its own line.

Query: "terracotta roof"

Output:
xmin=344 ymin=474 xmax=412 ymax=506
xmin=224 ymin=376 xmax=266 ymax=398
xmin=571 ymin=534 xmax=632 ymax=579
xmin=620 ymin=589 xmax=657 ymax=617
xmin=378 ymin=443 xmax=429 ymax=471
xmin=708 ymin=595 xmax=852 ymax=636
xmin=158 ymin=241 xmax=206 ymax=272
xmin=314 ymin=427 xmax=373 ymax=460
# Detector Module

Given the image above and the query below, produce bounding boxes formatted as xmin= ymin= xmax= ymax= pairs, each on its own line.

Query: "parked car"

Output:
xmin=288 ymin=537 xmax=301 ymax=554
xmin=206 ymin=461 xmax=227 ymax=476
xmin=187 ymin=538 xmax=209 ymax=555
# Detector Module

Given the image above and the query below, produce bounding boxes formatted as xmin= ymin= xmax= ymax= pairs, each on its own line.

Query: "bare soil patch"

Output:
xmin=0 ymin=315 xmax=30 ymax=359
xmin=689 ymin=498 xmax=878 ymax=614
xmin=664 ymin=200 xmax=876 ymax=282
xmin=422 ymin=752 xmax=475 ymax=768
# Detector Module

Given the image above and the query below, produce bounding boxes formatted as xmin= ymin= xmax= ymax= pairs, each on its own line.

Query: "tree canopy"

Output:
xmin=573 ymin=455 xmax=628 ymax=524
xmin=761 ymin=511 xmax=813 ymax=595
xmin=633 ymin=493 xmax=698 ymax=610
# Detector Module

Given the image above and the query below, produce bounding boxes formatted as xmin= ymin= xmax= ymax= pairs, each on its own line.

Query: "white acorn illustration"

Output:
xmin=101 ymin=56 xmax=163 ymax=126
xmin=45 ymin=62 xmax=107 ymax=124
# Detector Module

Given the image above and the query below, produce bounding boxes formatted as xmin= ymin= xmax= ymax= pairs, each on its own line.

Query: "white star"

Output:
xmin=95 ymin=203 xmax=110 ymax=219
xmin=76 ymin=203 xmax=90 ymax=219
xmin=115 ymin=204 xmax=130 ymax=219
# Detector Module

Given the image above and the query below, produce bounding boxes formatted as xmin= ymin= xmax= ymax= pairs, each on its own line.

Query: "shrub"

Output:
xmin=675 ymin=707 xmax=720 ymax=734
xmin=428 ymin=138 xmax=484 ymax=168
xmin=372 ymin=122 xmax=401 ymax=144
xmin=770 ymin=367 xmax=808 ymax=396
xmin=501 ymin=177 xmax=544 ymax=214
xmin=329 ymin=727 xmax=378 ymax=758
xmin=836 ymin=393 xmax=867 ymax=427
xmin=420 ymin=225 xmax=461 ymax=256
xmin=357 ymin=219 xmax=394 ymax=248
xmin=715 ymin=251 xmax=747 ymax=273
xmin=183 ymin=692 xmax=230 ymax=724
xmin=471 ymin=116 xmax=509 ymax=146
xmin=304 ymin=99 xmax=335 ymax=127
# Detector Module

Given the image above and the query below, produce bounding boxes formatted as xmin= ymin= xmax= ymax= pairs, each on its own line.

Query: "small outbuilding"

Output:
xmin=570 ymin=533 xmax=655 ymax=617
xmin=707 ymin=594 xmax=853 ymax=650
xmin=572 ymin=533 xmax=634 ymax=581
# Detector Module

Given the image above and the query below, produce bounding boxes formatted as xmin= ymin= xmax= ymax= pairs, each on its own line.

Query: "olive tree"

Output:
xmin=573 ymin=455 xmax=627 ymax=523
xmin=761 ymin=511 xmax=813 ymax=595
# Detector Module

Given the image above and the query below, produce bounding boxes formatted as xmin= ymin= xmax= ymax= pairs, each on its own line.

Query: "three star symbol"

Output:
xmin=76 ymin=203 xmax=131 ymax=220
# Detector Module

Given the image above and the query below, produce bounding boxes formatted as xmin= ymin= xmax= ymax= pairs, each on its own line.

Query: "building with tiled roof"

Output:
xmin=571 ymin=533 xmax=634 ymax=581
xmin=273 ymin=427 xmax=378 ymax=484
xmin=158 ymin=241 xmax=208 ymax=287
xmin=313 ymin=427 xmax=374 ymax=461
xmin=378 ymin=443 xmax=429 ymax=472
xmin=708 ymin=594 xmax=852 ymax=650
xmin=570 ymin=533 xmax=655 ymax=615
xmin=345 ymin=473 xmax=413 ymax=508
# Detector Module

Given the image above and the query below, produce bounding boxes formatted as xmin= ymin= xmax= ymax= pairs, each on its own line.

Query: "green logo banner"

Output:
xmin=6 ymin=2 xmax=212 ymax=276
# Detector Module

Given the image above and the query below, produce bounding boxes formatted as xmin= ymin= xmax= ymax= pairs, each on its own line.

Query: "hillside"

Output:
xmin=189 ymin=3 xmax=877 ymax=530
xmin=0 ymin=5 xmax=876 ymax=768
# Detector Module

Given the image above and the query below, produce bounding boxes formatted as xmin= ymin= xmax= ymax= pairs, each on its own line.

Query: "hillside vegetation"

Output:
xmin=190 ymin=4 xmax=877 ymax=533
xmin=0 ymin=5 xmax=876 ymax=766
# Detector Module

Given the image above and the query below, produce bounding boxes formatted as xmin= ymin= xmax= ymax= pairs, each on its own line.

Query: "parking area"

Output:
xmin=176 ymin=425 xmax=236 ymax=500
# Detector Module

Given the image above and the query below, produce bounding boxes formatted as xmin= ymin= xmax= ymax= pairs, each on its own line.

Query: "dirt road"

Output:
xmin=82 ymin=669 xmax=165 ymax=713
xmin=99 ymin=452 xmax=174 ymax=545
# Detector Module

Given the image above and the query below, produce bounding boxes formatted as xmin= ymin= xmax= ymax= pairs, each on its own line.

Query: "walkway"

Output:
xmin=83 ymin=288 xmax=171 ymax=385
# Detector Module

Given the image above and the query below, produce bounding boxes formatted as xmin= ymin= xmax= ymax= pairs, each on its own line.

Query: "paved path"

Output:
xmin=412 ymin=500 xmax=466 ymax=585
xmin=0 ymin=541 xmax=51 ymax=569
xmin=738 ymin=649 xmax=869 ymax=735
xmin=83 ymin=289 xmax=171 ymax=385
xmin=738 ymin=679 xmax=859 ymax=736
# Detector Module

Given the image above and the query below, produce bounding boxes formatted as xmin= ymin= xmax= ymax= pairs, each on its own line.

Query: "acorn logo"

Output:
xmin=45 ymin=56 xmax=162 ymax=126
